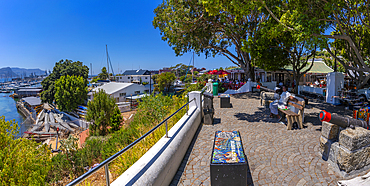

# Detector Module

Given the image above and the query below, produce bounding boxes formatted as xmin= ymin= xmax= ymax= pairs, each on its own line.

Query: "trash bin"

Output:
xmin=203 ymin=92 xmax=214 ymax=125
xmin=213 ymin=82 xmax=218 ymax=96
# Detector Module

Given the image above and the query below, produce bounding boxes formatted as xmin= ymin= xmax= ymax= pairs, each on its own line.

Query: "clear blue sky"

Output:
xmin=0 ymin=1 xmax=232 ymax=75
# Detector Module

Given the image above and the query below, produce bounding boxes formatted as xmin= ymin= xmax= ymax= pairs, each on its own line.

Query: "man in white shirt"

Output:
xmin=270 ymin=86 xmax=296 ymax=120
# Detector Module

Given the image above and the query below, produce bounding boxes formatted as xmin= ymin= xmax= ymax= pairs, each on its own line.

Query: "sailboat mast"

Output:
xmin=106 ymin=45 xmax=109 ymax=80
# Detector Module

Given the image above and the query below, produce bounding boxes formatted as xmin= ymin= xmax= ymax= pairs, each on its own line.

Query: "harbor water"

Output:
xmin=0 ymin=92 xmax=32 ymax=137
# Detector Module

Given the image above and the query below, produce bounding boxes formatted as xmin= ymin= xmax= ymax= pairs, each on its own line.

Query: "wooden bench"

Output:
xmin=278 ymin=99 xmax=305 ymax=130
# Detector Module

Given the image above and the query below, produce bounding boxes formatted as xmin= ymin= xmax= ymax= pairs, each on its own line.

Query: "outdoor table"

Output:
xmin=219 ymin=94 xmax=230 ymax=108
xmin=210 ymin=131 xmax=247 ymax=186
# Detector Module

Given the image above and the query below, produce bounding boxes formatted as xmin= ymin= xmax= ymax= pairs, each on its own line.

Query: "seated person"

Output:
xmin=270 ymin=86 xmax=297 ymax=119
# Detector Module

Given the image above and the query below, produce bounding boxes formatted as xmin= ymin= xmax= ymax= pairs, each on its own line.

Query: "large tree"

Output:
xmin=169 ymin=63 xmax=193 ymax=78
xmin=154 ymin=72 xmax=176 ymax=92
xmin=98 ymin=67 xmax=109 ymax=80
xmin=41 ymin=59 xmax=89 ymax=103
xmin=86 ymin=89 xmax=123 ymax=136
xmin=153 ymin=0 xmax=271 ymax=81
xmin=54 ymin=75 xmax=88 ymax=112
xmin=261 ymin=0 xmax=370 ymax=88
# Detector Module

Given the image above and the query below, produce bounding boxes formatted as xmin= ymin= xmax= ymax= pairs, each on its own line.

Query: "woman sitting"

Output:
xmin=269 ymin=86 xmax=296 ymax=120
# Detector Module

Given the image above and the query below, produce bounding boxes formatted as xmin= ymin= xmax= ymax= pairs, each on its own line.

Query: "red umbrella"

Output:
xmin=220 ymin=70 xmax=230 ymax=75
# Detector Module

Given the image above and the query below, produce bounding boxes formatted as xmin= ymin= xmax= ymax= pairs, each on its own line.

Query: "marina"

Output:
xmin=0 ymin=92 xmax=32 ymax=137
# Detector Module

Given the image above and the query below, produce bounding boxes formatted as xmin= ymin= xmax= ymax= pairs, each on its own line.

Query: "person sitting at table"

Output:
xmin=269 ymin=86 xmax=296 ymax=119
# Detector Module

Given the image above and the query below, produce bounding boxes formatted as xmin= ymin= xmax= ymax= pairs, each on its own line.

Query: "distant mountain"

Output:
xmin=10 ymin=67 xmax=46 ymax=77
xmin=0 ymin=67 xmax=17 ymax=78
xmin=0 ymin=67 xmax=46 ymax=78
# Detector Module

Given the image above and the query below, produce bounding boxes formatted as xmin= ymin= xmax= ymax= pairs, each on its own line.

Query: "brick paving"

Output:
xmin=171 ymin=92 xmax=362 ymax=186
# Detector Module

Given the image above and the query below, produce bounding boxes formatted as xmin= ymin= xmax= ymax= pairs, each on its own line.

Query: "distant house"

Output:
xmin=115 ymin=69 xmax=153 ymax=84
xmin=159 ymin=67 xmax=172 ymax=74
xmin=89 ymin=82 xmax=149 ymax=102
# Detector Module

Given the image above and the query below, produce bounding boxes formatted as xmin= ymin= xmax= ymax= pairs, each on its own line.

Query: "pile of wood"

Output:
xmin=24 ymin=108 xmax=81 ymax=142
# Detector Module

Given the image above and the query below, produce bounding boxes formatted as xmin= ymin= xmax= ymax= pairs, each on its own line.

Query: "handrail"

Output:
xmin=67 ymin=98 xmax=196 ymax=186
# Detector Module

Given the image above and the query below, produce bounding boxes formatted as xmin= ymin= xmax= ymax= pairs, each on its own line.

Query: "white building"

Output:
xmin=89 ymin=82 xmax=149 ymax=102
xmin=115 ymin=69 xmax=153 ymax=84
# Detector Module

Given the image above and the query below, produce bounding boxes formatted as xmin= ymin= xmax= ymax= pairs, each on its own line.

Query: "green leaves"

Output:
xmin=155 ymin=72 xmax=176 ymax=92
xmin=99 ymin=67 xmax=109 ymax=80
xmin=86 ymin=89 xmax=123 ymax=136
xmin=41 ymin=59 xmax=89 ymax=104
xmin=0 ymin=116 xmax=51 ymax=185
xmin=55 ymin=75 xmax=87 ymax=112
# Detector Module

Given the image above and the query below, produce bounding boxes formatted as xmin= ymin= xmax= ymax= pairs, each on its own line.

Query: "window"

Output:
xmin=128 ymin=77 xmax=130 ymax=79
xmin=120 ymin=93 xmax=126 ymax=97
xmin=134 ymin=91 xmax=140 ymax=94
xmin=145 ymin=77 xmax=148 ymax=79
xmin=120 ymin=77 xmax=122 ymax=79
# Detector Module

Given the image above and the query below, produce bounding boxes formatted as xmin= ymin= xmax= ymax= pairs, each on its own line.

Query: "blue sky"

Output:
xmin=0 ymin=1 xmax=231 ymax=74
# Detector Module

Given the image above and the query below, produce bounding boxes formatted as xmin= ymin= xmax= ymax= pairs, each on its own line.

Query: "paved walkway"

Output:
xmin=171 ymin=93 xmax=360 ymax=186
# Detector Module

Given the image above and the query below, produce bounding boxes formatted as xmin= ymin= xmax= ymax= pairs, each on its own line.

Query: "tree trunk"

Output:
xmin=293 ymin=74 xmax=300 ymax=95
xmin=240 ymin=63 xmax=255 ymax=82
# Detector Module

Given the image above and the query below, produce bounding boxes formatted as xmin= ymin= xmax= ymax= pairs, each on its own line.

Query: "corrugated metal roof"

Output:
xmin=22 ymin=97 xmax=41 ymax=106
xmin=18 ymin=88 xmax=42 ymax=92
xmin=93 ymin=82 xmax=134 ymax=94
xmin=123 ymin=70 xmax=150 ymax=75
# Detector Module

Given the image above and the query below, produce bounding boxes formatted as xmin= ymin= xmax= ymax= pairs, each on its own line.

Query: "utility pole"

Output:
xmin=192 ymin=51 xmax=194 ymax=82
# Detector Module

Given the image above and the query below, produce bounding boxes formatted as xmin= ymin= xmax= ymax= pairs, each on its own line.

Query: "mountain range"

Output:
xmin=0 ymin=67 xmax=46 ymax=78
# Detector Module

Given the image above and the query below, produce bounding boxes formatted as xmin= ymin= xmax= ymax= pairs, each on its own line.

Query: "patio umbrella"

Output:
xmin=220 ymin=70 xmax=230 ymax=75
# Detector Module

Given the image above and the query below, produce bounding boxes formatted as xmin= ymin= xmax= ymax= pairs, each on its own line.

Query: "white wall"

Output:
xmin=111 ymin=84 xmax=148 ymax=102
xmin=90 ymin=84 xmax=149 ymax=103
xmin=111 ymin=91 xmax=202 ymax=186
xmin=116 ymin=75 xmax=153 ymax=84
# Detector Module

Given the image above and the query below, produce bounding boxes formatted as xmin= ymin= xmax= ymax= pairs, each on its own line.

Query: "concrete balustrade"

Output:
xmin=111 ymin=91 xmax=203 ymax=186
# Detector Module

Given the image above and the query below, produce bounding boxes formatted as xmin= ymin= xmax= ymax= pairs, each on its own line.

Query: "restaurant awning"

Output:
xmin=285 ymin=61 xmax=334 ymax=74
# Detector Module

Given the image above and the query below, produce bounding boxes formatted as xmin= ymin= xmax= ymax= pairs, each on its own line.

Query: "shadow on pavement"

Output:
xmin=213 ymin=118 xmax=221 ymax=125
xmin=233 ymin=107 xmax=277 ymax=123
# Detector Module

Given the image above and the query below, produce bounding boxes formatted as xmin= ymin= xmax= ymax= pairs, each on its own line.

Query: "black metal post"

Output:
xmin=334 ymin=39 xmax=337 ymax=72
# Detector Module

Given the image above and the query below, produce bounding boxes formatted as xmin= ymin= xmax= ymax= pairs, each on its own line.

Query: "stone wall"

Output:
xmin=319 ymin=121 xmax=370 ymax=177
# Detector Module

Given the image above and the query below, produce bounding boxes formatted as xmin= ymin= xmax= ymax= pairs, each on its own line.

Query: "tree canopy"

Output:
xmin=153 ymin=0 xmax=271 ymax=81
xmin=55 ymin=75 xmax=88 ymax=112
xmin=154 ymin=72 xmax=176 ymax=92
xmin=86 ymin=89 xmax=123 ymax=136
xmin=98 ymin=67 xmax=109 ymax=80
xmin=169 ymin=63 xmax=193 ymax=78
xmin=41 ymin=59 xmax=89 ymax=103
xmin=261 ymin=0 xmax=370 ymax=88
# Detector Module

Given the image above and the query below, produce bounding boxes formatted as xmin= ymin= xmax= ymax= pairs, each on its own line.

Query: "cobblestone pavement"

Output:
xmin=171 ymin=93 xmax=361 ymax=186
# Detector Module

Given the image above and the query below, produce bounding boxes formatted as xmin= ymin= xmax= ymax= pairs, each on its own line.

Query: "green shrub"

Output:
xmin=46 ymin=94 xmax=187 ymax=184
xmin=0 ymin=116 xmax=51 ymax=185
